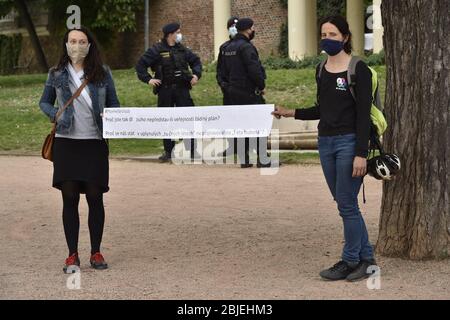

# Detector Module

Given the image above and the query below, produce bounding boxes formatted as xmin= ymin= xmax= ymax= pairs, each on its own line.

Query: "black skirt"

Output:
xmin=52 ymin=138 xmax=109 ymax=193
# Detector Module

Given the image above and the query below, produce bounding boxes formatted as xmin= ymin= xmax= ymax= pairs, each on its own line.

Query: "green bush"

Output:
xmin=262 ymin=51 xmax=385 ymax=70
xmin=262 ymin=55 xmax=326 ymax=70
xmin=364 ymin=50 xmax=385 ymax=66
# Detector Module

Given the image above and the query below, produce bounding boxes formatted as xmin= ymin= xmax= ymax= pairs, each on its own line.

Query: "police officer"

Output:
xmin=136 ymin=22 xmax=202 ymax=162
xmin=222 ymin=18 xmax=272 ymax=168
xmin=216 ymin=17 xmax=239 ymax=158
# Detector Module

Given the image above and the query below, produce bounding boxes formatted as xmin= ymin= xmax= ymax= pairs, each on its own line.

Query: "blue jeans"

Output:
xmin=318 ymin=133 xmax=374 ymax=263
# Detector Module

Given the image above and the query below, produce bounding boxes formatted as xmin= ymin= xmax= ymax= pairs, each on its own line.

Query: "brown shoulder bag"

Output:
xmin=41 ymin=80 xmax=88 ymax=161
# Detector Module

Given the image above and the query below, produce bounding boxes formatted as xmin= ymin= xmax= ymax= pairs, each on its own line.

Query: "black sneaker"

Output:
xmin=346 ymin=259 xmax=378 ymax=282
xmin=158 ymin=152 xmax=171 ymax=163
xmin=319 ymin=260 xmax=358 ymax=281
xmin=240 ymin=163 xmax=253 ymax=168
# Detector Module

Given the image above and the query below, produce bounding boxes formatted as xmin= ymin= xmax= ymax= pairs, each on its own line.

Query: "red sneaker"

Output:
xmin=90 ymin=252 xmax=108 ymax=270
xmin=63 ymin=252 xmax=80 ymax=274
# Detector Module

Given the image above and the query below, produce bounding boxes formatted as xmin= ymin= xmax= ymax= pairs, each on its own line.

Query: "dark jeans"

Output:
xmin=318 ymin=133 xmax=374 ymax=263
xmin=157 ymin=85 xmax=196 ymax=156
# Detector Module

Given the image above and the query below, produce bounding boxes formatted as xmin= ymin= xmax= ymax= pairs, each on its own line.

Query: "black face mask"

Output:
xmin=249 ymin=30 xmax=255 ymax=41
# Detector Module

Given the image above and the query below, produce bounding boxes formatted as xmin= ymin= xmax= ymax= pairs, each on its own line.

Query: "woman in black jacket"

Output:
xmin=274 ymin=16 xmax=377 ymax=282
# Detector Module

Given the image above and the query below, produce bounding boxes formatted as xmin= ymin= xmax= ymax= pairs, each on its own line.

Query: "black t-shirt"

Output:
xmin=295 ymin=60 xmax=372 ymax=157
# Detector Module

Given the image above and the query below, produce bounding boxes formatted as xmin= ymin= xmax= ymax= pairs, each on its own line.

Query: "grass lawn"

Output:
xmin=0 ymin=67 xmax=385 ymax=163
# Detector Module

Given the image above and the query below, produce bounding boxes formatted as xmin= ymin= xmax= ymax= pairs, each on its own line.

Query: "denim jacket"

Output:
xmin=39 ymin=64 xmax=120 ymax=135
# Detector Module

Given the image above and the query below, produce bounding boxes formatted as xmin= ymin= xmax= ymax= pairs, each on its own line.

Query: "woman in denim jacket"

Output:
xmin=39 ymin=26 xmax=120 ymax=273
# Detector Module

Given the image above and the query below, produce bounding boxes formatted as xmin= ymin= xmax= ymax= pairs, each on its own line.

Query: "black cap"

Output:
xmin=236 ymin=18 xmax=254 ymax=31
xmin=162 ymin=22 xmax=180 ymax=36
xmin=227 ymin=17 xmax=239 ymax=29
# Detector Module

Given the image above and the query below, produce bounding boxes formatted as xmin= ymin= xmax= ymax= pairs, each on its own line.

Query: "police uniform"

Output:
xmin=136 ymin=24 xmax=202 ymax=159
xmin=216 ymin=39 xmax=233 ymax=105
xmin=216 ymin=17 xmax=239 ymax=157
xmin=222 ymin=22 xmax=270 ymax=167
xmin=217 ymin=17 xmax=239 ymax=106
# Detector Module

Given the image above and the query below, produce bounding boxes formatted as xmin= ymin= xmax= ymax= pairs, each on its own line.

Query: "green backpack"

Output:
xmin=317 ymin=56 xmax=387 ymax=138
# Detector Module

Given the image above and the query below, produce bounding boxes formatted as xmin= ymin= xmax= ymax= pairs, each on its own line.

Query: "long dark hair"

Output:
xmin=56 ymin=26 xmax=106 ymax=84
xmin=320 ymin=15 xmax=353 ymax=54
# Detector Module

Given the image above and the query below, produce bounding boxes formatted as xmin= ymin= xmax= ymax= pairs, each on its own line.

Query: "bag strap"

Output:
xmin=54 ymin=79 xmax=88 ymax=123
xmin=368 ymin=127 xmax=384 ymax=158
xmin=374 ymin=83 xmax=383 ymax=111
xmin=317 ymin=59 xmax=327 ymax=81
xmin=347 ymin=56 xmax=362 ymax=101
xmin=362 ymin=177 xmax=366 ymax=204
xmin=315 ymin=60 xmax=326 ymax=105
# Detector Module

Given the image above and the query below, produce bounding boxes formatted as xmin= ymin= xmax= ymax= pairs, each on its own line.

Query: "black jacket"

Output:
xmin=135 ymin=39 xmax=202 ymax=85
xmin=222 ymin=34 xmax=266 ymax=92
xmin=216 ymin=39 xmax=232 ymax=90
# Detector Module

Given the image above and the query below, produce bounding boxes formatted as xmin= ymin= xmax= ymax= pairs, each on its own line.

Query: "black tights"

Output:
xmin=61 ymin=181 xmax=105 ymax=256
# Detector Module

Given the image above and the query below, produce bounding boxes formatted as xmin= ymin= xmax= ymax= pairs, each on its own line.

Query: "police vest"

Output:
xmin=154 ymin=43 xmax=190 ymax=85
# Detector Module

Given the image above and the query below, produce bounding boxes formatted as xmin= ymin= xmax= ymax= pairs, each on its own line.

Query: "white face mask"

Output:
xmin=175 ymin=33 xmax=183 ymax=43
xmin=66 ymin=42 xmax=90 ymax=64
xmin=228 ymin=26 xmax=238 ymax=39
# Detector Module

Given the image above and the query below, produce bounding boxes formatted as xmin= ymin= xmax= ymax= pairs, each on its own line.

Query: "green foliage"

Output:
xmin=34 ymin=0 xmax=143 ymax=46
xmin=282 ymin=0 xmax=371 ymax=17
xmin=317 ymin=0 xmax=345 ymax=19
xmin=262 ymin=55 xmax=326 ymax=70
xmin=364 ymin=50 xmax=385 ymax=66
xmin=91 ymin=0 xmax=143 ymax=32
xmin=278 ymin=22 xmax=288 ymax=57
xmin=0 ymin=0 xmax=13 ymax=17
xmin=0 ymin=34 xmax=22 ymax=75
xmin=263 ymin=50 xmax=384 ymax=71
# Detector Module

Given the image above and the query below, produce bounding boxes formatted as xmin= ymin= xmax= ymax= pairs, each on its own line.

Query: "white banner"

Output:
xmin=103 ymin=105 xmax=274 ymax=139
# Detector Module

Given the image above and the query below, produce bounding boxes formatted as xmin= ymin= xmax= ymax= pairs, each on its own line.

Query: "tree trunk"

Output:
xmin=377 ymin=0 xmax=450 ymax=260
xmin=14 ymin=0 xmax=48 ymax=72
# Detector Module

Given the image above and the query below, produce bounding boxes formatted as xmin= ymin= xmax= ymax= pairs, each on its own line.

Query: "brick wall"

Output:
xmin=8 ymin=0 xmax=288 ymax=73
xmin=232 ymin=0 xmax=287 ymax=57
xmin=104 ymin=0 xmax=215 ymax=69
xmin=106 ymin=0 xmax=287 ymax=69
